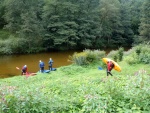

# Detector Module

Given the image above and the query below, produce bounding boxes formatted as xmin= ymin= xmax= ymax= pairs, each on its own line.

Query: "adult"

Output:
xmin=48 ymin=58 xmax=53 ymax=71
xmin=107 ymin=61 xmax=114 ymax=76
xmin=39 ymin=60 xmax=45 ymax=73
xmin=22 ymin=65 xmax=27 ymax=75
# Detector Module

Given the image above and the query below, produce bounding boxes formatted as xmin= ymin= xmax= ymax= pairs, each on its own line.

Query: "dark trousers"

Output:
xmin=107 ymin=69 xmax=113 ymax=76
xmin=40 ymin=67 xmax=44 ymax=73
xmin=107 ymin=71 xmax=113 ymax=76
xmin=49 ymin=65 xmax=52 ymax=70
xmin=22 ymin=69 xmax=26 ymax=75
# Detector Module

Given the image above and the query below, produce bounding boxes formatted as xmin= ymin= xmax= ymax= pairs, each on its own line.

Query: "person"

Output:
xmin=39 ymin=60 xmax=45 ymax=73
xmin=48 ymin=58 xmax=53 ymax=70
xmin=107 ymin=61 xmax=114 ymax=76
xmin=22 ymin=65 xmax=27 ymax=75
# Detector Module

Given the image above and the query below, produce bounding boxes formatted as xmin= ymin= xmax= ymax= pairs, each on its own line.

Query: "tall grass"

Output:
xmin=0 ymin=61 xmax=150 ymax=112
xmin=0 ymin=46 xmax=150 ymax=112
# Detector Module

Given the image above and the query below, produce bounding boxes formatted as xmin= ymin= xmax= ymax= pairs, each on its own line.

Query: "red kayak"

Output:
xmin=25 ymin=72 xmax=37 ymax=77
xmin=16 ymin=67 xmax=37 ymax=77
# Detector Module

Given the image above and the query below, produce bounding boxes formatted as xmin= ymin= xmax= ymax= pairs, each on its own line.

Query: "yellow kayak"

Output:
xmin=102 ymin=58 xmax=121 ymax=72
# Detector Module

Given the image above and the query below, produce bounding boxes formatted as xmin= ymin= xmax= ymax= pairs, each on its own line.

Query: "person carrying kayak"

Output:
xmin=48 ymin=58 xmax=53 ymax=71
xmin=22 ymin=65 xmax=27 ymax=75
xmin=39 ymin=60 xmax=45 ymax=73
xmin=107 ymin=61 xmax=114 ymax=76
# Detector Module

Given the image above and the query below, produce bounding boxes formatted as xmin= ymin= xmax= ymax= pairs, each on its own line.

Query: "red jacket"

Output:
xmin=107 ymin=62 xmax=114 ymax=71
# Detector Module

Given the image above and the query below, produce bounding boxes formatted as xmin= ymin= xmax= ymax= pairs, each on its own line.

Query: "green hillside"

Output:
xmin=0 ymin=60 xmax=150 ymax=112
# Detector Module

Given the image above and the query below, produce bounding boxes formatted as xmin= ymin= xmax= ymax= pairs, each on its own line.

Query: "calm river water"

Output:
xmin=0 ymin=51 xmax=77 ymax=79
xmin=0 ymin=48 xmax=130 ymax=79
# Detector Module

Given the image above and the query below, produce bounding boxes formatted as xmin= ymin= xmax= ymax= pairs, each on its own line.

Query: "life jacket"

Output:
xmin=107 ymin=62 xmax=114 ymax=71
xmin=40 ymin=62 xmax=45 ymax=68
xmin=49 ymin=60 xmax=53 ymax=66
xmin=22 ymin=66 xmax=27 ymax=71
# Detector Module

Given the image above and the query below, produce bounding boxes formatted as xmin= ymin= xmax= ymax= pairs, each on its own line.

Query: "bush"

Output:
xmin=135 ymin=45 xmax=142 ymax=56
xmin=107 ymin=50 xmax=118 ymax=61
xmin=69 ymin=52 xmax=88 ymax=66
xmin=124 ymin=44 xmax=150 ymax=64
xmin=139 ymin=52 xmax=150 ymax=64
xmin=0 ymin=36 xmax=28 ymax=54
xmin=117 ymin=47 xmax=124 ymax=61
xmin=84 ymin=49 xmax=106 ymax=63
xmin=124 ymin=55 xmax=137 ymax=65
xmin=135 ymin=44 xmax=150 ymax=64
xmin=107 ymin=47 xmax=124 ymax=62
xmin=124 ymin=48 xmax=135 ymax=56
xmin=69 ymin=49 xmax=106 ymax=66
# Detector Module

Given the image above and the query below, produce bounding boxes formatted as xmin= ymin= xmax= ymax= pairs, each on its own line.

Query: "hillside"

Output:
xmin=0 ymin=61 xmax=150 ymax=112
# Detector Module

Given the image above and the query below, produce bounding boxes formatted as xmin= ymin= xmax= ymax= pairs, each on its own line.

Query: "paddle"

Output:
xmin=16 ymin=67 xmax=20 ymax=70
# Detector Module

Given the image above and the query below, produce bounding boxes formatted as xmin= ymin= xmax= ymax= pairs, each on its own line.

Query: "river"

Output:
xmin=0 ymin=51 xmax=76 ymax=79
xmin=0 ymin=48 xmax=130 ymax=79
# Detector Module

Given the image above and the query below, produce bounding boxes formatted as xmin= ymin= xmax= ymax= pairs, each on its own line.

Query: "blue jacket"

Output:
xmin=48 ymin=60 xmax=53 ymax=66
xmin=39 ymin=62 xmax=45 ymax=68
xmin=22 ymin=66 xmax=27 ymax=71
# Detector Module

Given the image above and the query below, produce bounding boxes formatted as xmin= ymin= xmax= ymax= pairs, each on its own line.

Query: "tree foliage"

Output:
xmin=138 ymin=0 xmax=150 ymax=43
xmin=0 ymin=0 xmax=147 ymax=54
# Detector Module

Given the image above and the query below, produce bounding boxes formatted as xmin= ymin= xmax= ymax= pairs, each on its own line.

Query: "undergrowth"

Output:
xmin=0 ymin=62 xmax=150 ymax=113
xmin=0 ymin=45 xmax=150 ymax=112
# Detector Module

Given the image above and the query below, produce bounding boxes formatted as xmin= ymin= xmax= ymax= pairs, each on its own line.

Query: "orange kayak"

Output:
xmin=102 ymin=58 xmax=121 ymax=72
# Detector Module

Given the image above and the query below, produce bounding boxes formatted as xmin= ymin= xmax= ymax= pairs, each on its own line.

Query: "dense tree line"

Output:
xmin=0 ymin=0 xmax=149 ymax=54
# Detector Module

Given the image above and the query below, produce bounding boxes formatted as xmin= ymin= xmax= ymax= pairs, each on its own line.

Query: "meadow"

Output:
xmin=0 ymin=45 xmax=150 ymax=113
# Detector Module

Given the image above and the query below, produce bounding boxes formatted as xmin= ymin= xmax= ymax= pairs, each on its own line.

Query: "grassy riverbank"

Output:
xmin=0 ymin=60 xmax=150 ymax=112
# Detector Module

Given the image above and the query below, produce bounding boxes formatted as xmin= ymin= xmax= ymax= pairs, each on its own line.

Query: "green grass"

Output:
xmin=0 ymin=61 xmax=150 ymax=112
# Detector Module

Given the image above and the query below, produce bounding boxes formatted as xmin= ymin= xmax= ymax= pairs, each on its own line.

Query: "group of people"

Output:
xmin=21 ymin=57 xmax=115 ymax=76
xmin=39 ymin=58 xmax=54 ymax=73
xmin=21 ymin=58 xmax=54 ymax=75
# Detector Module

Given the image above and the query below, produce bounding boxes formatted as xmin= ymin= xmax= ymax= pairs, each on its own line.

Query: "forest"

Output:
xmin=0 ymin=0 xmax=149 ymax=54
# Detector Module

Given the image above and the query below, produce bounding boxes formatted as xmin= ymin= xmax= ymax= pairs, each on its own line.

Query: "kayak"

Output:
xmin=26 ymin=72 xmax=37 ymax=76
xmin=43 ymin=70 xmax=50 ymax=73
xmin=102 ymin=58 xmax=121 ymax=72
xmin=22 ymin=72 xmax=37 ymax=77
xmin=50 ymin=68 xmax=57 ymax=71
xmin=38 ymin=70 xmax=50 ymax=73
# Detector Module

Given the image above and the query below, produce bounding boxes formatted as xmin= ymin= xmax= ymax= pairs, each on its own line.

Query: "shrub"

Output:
xmin=124 ymin=48 xmax=135 ymax=56
xmin=107 ymin=50 xmax=118 ymax=61
xmin=117 ymin=47 xmax=124 ymax=61
xmin=69 ymin=52 xmax=88 ymax=66
xmin=135 ymin=44 xmax=150 ymax=64
xmin=84 ymin=49 xmax=106 ymax=63
xmin=135 ymin=45 xmax=142 ymax=56
xmin=69 ymin=49 xmax=106 ymax=66
xmin=124 ymin=55 xmax=137 ymax=65
xmin=139 ymin=52 xmax=150 ymax=64
xmin=124 ymin=44 xmax=150 ymax=64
